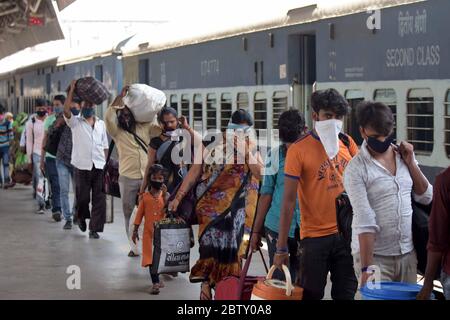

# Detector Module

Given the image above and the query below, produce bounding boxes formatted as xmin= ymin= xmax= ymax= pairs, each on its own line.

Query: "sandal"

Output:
xmin=128 ymin=250 xmax=139 ymax=257
xmin=150 ymin=284 xmax=160 ymax=295
xmin=159 ymin=280 xmax=165 ymax=288
xmin=200 ymin=282 xmax=212 ymax=300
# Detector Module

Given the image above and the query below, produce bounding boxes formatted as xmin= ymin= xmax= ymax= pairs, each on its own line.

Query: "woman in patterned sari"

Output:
xmin=168 ymin=109 xmax=264 ymax=300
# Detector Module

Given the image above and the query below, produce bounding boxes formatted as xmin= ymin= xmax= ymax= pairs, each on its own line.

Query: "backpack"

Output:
xmin=44 ymin=116 xmax=65 ymax=156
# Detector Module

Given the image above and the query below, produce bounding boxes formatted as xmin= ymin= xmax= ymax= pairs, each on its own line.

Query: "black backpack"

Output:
xmin=44 ymin=117 xmax=65 ymax=156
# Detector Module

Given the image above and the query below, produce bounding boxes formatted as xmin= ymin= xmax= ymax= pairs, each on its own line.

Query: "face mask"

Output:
xmin=36 ymin=110 xmax=47 ymax=118
xmin=81 ymin=107 xmax=95 ymax=118
xmin=53 ymin=106 xmax=63 ymax=114
xmin=366 ymin=135 xmax=394 ymax=154
xmin=71 ymin=108 xmax=80 ymax=116
xmin=149 ymin=180 xmax=163 ymax=190
xmin=314 ymin=119 xmax=343 ymax=159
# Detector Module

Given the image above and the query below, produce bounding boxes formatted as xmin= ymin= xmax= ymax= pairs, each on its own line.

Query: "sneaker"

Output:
xmin=89 ymin=231 xmax=100 ymax=239
xmin=52 ymin=211 xmax=62 ymax=222
xmin=45 ymin=200 xmax=51 ymax=210
xmin=78 ymin=219 xmax=87 ymax=232
xmin=36 ymin=204 xmax=45 ymax=214
xmin=63 ymin=221 xmax=72 ymax=230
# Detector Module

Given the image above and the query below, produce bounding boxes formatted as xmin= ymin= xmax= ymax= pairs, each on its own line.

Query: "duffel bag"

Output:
xmin=75 ymin=77 xmax=110 ymax=105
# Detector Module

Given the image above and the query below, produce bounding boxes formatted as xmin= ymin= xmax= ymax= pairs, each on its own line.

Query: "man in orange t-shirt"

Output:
xmin=274 ymin=89 xmax=358 ymax=300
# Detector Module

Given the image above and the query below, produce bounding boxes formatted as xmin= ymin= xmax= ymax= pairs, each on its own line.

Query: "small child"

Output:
xmin=132 ymin=164 xmax=169 ymax=295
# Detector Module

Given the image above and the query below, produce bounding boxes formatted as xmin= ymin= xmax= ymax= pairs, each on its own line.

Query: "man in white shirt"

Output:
xmin=63 ymin=81 xmax=109 ymax=239
xmin=344 ymin=101 xmax=433 ymax=286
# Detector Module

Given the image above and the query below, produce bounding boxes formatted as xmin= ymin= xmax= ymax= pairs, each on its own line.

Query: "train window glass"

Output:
xmin=254 ymin=92 xmax=267 ymax=130
xmin=57 ymin=81 xmax=61 ymax=92
xmin=46 ymin=74 xmax=51 ymax=95
xmin=221 ymin=93 xmax=232 ymax=130
xmin=95 ymin=65 xmax=103 ymax=82
xmin=444 ymin=90 xmax=450 ymax=158
xmin=20 ymin=79 xmax=24 ymax=96
xmin=206 ymin=93 xmax=217 ymax=130
xmin=138 ymin=59 xmax=150 ymax=85
xmin=62 ymin=65 xmax=66 ymax=72
xmin=272 ymin=91 xmax=288 ymax=129
xmin=193 ymin=94 xmax=203 ymax=131
xmin=407 ymin=88 xmax=434 ymax=155
xmin=237 ymin=92 xmax=249 ymax=111
xmin=374 ymin=89 xmax=397 ymax=141
xmin=345 ymin=89 xmax=364 ymax=145
xmin=170 ymin=94 xmax=178 ymax=109
xmin=181 ymin=94 xmax=190 ymax=119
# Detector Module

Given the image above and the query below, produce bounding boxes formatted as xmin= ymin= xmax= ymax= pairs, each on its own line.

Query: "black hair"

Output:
xmin=310 ymin=88 xmax=350 ymax=116
xmin=0 ymin=104 xmax=5 ymax=114
xmin=278 ymin=109 xmax=305 ymax=143
xmin=356 ymin=101 xmax=394 ymax=136
xmin=148 ymin=164 xmax=169 ymax=181
xmin=231 ymin=108 xmax=254 ymax=126
xmin=157 ymin=106 xmax=178 ymax=124
xmin=35 ymin=98 xmax=46 ymax=107
xmin=54 ymin=94 xmax=66 ymax=104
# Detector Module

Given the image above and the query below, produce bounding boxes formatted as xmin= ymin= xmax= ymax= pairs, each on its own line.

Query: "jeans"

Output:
xmin=149 ymin=266 xmax=159 ymax=284
xmin=56 ymin=160 xmax=76 ymax=222
xmin=74 ymin=167 xmax=106 ymax=232
xmin=442 ymin=271 xmax=450 ymax=300
xmin=45 ymin=157 xmax=61 ymax=213
xmin=119 ymin=176 xmax=142 ymax=252
xmin=297 ymin=233 xmax=358 ymax=300
xmin=265 ymin=227 xmax=300 ymax=282
xmin=0 ymin=146 xmax=10 ymax=183
xmin=32 ymin=153 xmax=45 ymax=206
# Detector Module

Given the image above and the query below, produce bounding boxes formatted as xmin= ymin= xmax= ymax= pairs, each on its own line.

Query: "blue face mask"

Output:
xmin=53 ymin=106 xmax=63 ymax=114
xmin=227 ymin=123 xmax=251 ymax=132
xmin=81 ymin=107 xmax=95 ymax=118
xmin=71 ymin=108 xmax=80 ymax=116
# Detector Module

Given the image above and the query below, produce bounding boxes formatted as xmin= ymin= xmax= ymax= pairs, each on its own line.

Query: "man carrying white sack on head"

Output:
xmin=105 ymin=84 xmax=164 ymax=257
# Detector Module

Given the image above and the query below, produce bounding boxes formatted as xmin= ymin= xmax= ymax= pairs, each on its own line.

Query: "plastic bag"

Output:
xmin=122 ymin=84 xmax=166 ymax=123
xmin=37 ymin=175 xmax=49 ymax=203
xmin=128 ymin=206 xmax=144 ymax=255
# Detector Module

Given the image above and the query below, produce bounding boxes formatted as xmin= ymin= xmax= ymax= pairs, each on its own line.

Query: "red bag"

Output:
xmin=215 ymin=249 xmax=268 ymax=300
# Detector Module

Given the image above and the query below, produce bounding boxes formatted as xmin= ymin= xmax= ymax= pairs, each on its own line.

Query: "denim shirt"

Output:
xmin=261 ymin=146 xmax=300 ymax=238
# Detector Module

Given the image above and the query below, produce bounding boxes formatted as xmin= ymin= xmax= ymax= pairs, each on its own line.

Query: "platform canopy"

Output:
xmin=0 ymin=0 xmax=74 ymax=60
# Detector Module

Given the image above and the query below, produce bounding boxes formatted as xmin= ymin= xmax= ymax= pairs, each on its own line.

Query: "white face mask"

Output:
xmin=314 ymin=119 xmax=343 ymax=159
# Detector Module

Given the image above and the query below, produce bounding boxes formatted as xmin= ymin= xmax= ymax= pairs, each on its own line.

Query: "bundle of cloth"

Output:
xmin=119 ymin=84 xmax=166 ymax=123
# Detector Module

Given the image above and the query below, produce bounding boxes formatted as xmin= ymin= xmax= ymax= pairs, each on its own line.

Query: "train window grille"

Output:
xmin=193 ymin=94 xmax=203 ymax=131
xmin=221 ymin=93 xmax=232 ymax=130
xmin=206 ymin=93 xmax=217 ymax=130
xmin=254 ymin=92 xmax=267 ymax=130
xmin=181 ymin=94 xmax=190 ymax=120
xmin=237 ymin=92 xmax=249 ymax=111
xmin=272 ymin=91 xmax=288 ymax=129
xmin=374 ymin=89 xmax=397 ymax=142
xmin=406 ymin=88 xmax=434 ymax=155
xmin=444 ymin=90 xmax=450 ymax=158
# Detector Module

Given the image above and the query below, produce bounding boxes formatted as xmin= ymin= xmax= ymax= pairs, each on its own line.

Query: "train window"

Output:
xmin=46 ymin=74 xmax=51 ymax=95
xmin=95 ymin=65 xmax=103 ymax=82
xmin=138 ymin=59 xmax=149 ymax=85
xmin=181 ymin=94 xmax=190 ymax=120
xmin=221 ymin=93 xmax=232 ymax=130
xmin=374 ymin=89 xmax=397 ymax=141
xmin=20 ymin=79 xmax=24 ymax=97
xmin=444 ymin=90 xmax=450 ymax=158
xmin=237 ymin=92 xmax=249 ymax=110
xmin=170 ymin=94 xmax=178 ymax=110
xmin=57 ymin=81 xmax=61 ymax=92
xmin=272 ymin=91 xmax=288 ymax=129
xmin=254 ymin=92 xmax=267 ymax=130
xmin=193 ymin=94 xmax=203 ymax=131
xmin=407 ymin=88 xmax=434 ymax=154
xmin=206 ymin=93 xmax=217 ymax=130
xmin=345 ymin=89 xmax=364 ymax=145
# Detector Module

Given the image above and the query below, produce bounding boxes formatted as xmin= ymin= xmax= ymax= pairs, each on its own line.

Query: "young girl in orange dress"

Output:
xmin=132 ymin=164 xmax=169 ymax=295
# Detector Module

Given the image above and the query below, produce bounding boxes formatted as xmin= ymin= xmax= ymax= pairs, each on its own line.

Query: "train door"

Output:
xmin=345 ymin=89 xmax=364 ymax=145
xmin=290 ymin=34 xmax=316 ymax=130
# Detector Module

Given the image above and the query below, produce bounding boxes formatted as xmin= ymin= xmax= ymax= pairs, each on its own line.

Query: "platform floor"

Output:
xmin=0 ymin=184 xmax=340 ymax=300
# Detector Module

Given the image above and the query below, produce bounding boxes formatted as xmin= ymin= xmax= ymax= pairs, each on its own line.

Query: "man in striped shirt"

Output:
xmin=0 ymin=104 xmax=14 ymax=188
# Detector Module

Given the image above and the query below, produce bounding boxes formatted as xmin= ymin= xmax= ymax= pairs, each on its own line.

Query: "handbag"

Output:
xmin=102 ymin=140 xmax=121 ymax=198
xmin=215 ymin=249 xmax=269 ymax=300
xmin=335 ymin=191 xmax=353 ymax=243
xmin=251 ymin=265 xmax=303 ymax=300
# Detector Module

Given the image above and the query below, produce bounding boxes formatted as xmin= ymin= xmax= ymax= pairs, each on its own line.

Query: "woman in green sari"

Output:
xmin=168 ymin=109 xmax=264 ymax=300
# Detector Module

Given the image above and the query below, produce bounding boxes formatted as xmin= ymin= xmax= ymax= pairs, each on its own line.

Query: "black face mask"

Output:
xmin=367 ymin=135 xmax=394 ymax=154
xmin=149 ymin=180 xmax=163 ymax=190
xmin=36 ymin=110 xmax=47 ymax=117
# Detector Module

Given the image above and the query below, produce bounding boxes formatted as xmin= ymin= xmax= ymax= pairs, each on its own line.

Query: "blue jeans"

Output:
xmin=45 ymin=157 xmax=61 ymax=213
xmin=56 ymin=159 xmax=75 ymax=221
xmin=0 ymin=146 xmax=10 ymax=183
xmin=442 ymin=271 xmax=450 ymax=300
xmin=32 ymin=153 xmax=45 ymax=206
